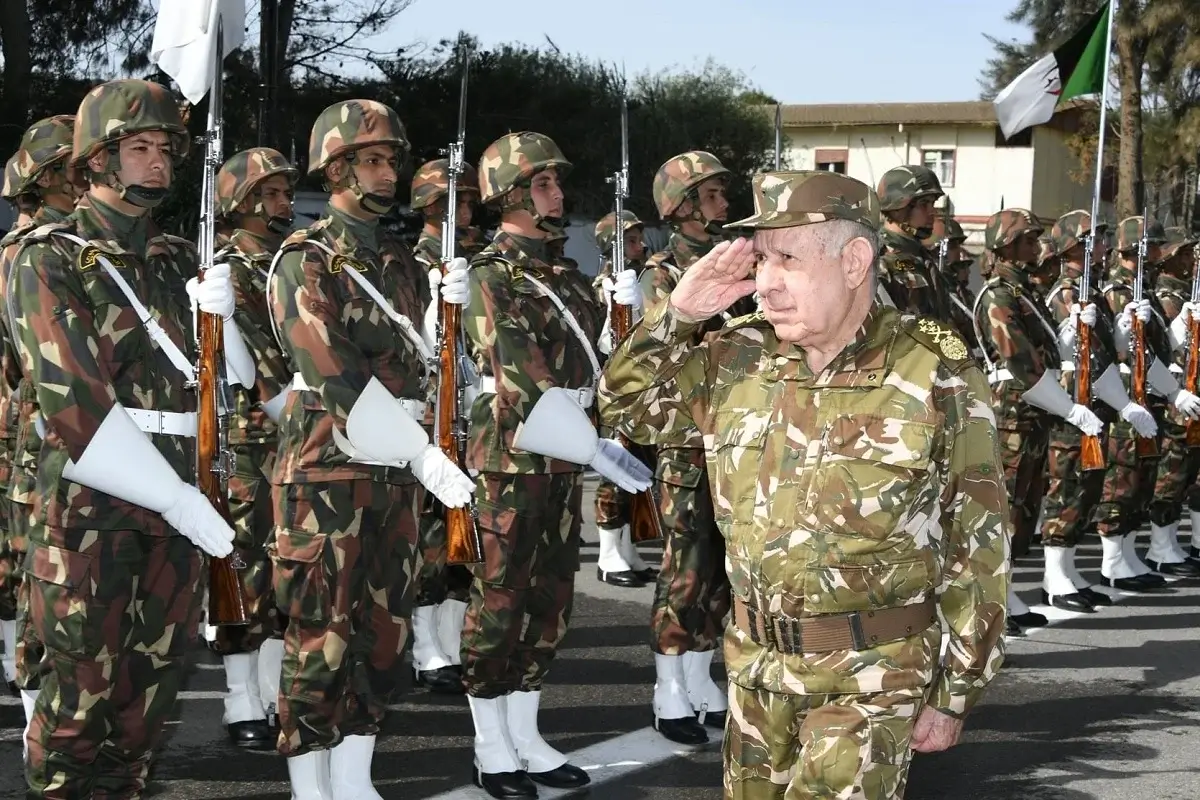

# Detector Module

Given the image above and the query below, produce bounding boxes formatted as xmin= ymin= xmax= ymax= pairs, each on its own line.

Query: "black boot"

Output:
xmin=1009 ymin=610 xmax=1048 ymax=628
xmin=226 ymin=719 xmax=274 ymax=750
xmin=1077 ymin=586 xmax=1113 ymax=606
xmin=473 ymin=764 xmax=538 ymax=799
xmin=1040 ymin=590 xmax=1095 ymax=613
xmin=596 ymin=565 xmax=645 ymax=588
xmin=654 ymin=713 xmax=708 ymax=745
xmin=1147 ymin=559 xmax=1200 ymax=578
xmin=528 ymin=763 xmax=590 ymax=789
xmin=414 ymin=665 xmax=465 ymax=694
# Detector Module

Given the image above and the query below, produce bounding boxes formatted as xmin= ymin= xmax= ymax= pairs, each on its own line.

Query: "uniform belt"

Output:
xmin=476 ymin=376 xmax=594 ymax=409
xmin=732 ymin=597 xmax=938 ymax=655
xmin=125 ymin=409 xmax=197 ymax=438
xmin=291 ymin=373 xmax=427 ymax=419
xmin=986 ymin=368 xmax=1014 ymax=385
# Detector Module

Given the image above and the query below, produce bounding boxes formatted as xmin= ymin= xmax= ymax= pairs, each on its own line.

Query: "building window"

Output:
xmin=814 ymin=148 xmax=847 ymax=174
xmin=922 ymin=149 xmax=955 ymax=187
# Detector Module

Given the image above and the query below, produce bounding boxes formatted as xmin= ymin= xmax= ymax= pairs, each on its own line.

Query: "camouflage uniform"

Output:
xmin=268 ymin=100 xmax=426 ymax=759
xmin=972 ymin=210 xmax=1057 ymax=560
xmin=876 ymin=166 xmax=948 ymax=318
xmin=10 ymin=81 xmax=205 ymax=799
xmin=600 ymin=171 xmax=1008 ymax=800
xmin=929 ymin=218 xmax=980 ymax=358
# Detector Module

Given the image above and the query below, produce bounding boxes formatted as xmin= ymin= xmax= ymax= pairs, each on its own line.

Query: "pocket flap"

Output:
xmin=656 ymin=456 xmax=705 ymax=489
xmin=803 ymin=558 xmax=931 ymax=615
xmin=28 ymin=543 xmax=94 ymax=593
xmin=825 ymin=416 xmax=934 ymax=470
xmin=274 ymin=529 xmax=328 ymax=563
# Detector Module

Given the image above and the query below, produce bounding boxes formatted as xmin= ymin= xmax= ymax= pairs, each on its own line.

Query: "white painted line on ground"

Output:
xmin=424 ymin=726 xmax=703 ymax=800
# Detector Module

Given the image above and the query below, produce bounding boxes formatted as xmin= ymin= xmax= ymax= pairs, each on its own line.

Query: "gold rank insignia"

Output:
xmin=78 ymin=245 xmax=126 ymax=272
xmin=330 ymin=255 xmax=367 ymax=273
xmin=917 ymin=318 xmax=968 ymax=360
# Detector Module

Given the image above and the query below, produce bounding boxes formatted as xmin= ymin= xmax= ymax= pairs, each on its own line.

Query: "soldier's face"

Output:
xmin=457 ymin=193 xmax=476 ymax=225
xmin=696 ymin=179 xmax=729 ymax=222
xmin=907 ymin=196 xmax=936 ymax=231
xmin=117 ymin=131 xmax=173 ymax=190
xmin=625 ymin=228 xmax=645 ymax=262
xmin=753 ymin=224 xmax=874 ymax=344
xmin=257 ymin=174 xmax=294 ymax=220
xmin=352 ymin=144 xmax=400 ymax=198
xmin=530 ymin=168 xmax=564 ymax=218
xmin=1012 ymin=230 xmax=1041 ymax=264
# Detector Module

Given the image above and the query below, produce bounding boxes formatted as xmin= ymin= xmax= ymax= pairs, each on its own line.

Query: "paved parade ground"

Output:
xmin=3 ymin=476 xmax=1200 ymax=800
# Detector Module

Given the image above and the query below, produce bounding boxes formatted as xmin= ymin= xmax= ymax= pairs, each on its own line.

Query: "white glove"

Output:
xmin=161 ymin=484 xmax=235 ymax=558
xmin=1076 ymin=303 xmax=1097 ymax=327
xmin=409 ymin=445 xmax=475 ymax=507
xmin=1170 ymin=301 xmax=1195 ymax=349
xmin=1172 ymin=389 xmax=1200 ymax=419
xmin=1065 ymin=404 xmax=1104 ymax=436
xmin=440 ymin=257 xmax=470 ymax=306
xmin=1182 ymin=302 xmax=1196 ymax=326
xmin=597 ymin=276 xmax=616 ymax=355
xmin=1130 ymin=299 xmax=1151 ymax=323
xmin=1119 ymin=402 xmax=1158 ymax=437
xmin=591 ymin=438 xmax=654 ymax=493
xmin=613 ymin=269 xmax=642 ymax=310
xmin=186 ymin=263 xmax=236 ymax=320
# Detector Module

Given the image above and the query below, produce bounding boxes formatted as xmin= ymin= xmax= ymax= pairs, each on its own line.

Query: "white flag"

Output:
xmin=150 ymin=0 xmax=246 ymax=104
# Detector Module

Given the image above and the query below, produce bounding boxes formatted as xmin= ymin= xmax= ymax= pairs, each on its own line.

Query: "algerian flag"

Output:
xmin=994 ymin=1 xmax=1110 ymax=140
xmin=149 ymin=0 xmax=245 ymax=104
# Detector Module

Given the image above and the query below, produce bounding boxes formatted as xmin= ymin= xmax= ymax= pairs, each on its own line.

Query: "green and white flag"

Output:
xmin=994 ymin=2 xmax=1110 ymax=139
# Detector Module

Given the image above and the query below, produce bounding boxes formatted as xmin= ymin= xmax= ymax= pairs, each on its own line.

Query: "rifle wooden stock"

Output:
xmin=438 ymin=293 xmax=483 ymax=565
xmin=1075 ymin=318 xmax=1105 ymax=470
xmin=1130 ymin=316 xmax=1160 ymax=459
xmin=610 ymin=298 xmax=663 ymax=544
xmin=198 ymin=307 xmax=249 ymax=627
xmin=1187 ymin=316 xmax=1200 ymax=448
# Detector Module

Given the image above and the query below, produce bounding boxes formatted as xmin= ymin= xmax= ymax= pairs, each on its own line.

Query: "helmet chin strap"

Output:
xmin=251 ymin=192 xmax=293 ymax=236
xmin=342 ymin=157 xmax=394 ymax=216
xmin=506 ymin=185 xmax=565 ymax=238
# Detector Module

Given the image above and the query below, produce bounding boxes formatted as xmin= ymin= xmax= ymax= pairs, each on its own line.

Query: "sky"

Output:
xmin=366 ymin=0 xmax=1031 ymax=104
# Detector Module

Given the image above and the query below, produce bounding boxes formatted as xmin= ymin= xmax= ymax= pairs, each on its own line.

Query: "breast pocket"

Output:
xmin=710 ymin=411 xmax=769 ymax=525
xmin=812 ymin=415 xmax=935 ymax=540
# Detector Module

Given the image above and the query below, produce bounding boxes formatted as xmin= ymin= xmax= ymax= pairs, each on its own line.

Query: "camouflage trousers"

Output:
xmin=0 ymin=442 xmax=15 ymax=620
xmin=653 ymin=472 xmax=729 ymax=654
xmin=594 ymin=477 xmax=631 ymax=528
xmin=11 ymin=500 xmax=43 ymax=690
xmin=24 ymin=528 xmax=203 ymax=799
xmin=271 ymin=479 xmax=419 ymax=757
xmin=1097 ymin=411 xmax=1163 ymax=537
xmin=997 ymin=419 xmax=1050 ymax=558
xmin=210 ymin=453 xmax=280 ymax=655
xmin=414 ymin=490 xmax=472 ymax=607
xmin=1041 ymin=422 xmax=1107 ymax=548
xmin=1149 ymin=414 xmax=1200 ymax=527
xmin=462 ymin=472 xmax=582 ymax=698
xmin=723 ymin=683 xmax=924 ymax=800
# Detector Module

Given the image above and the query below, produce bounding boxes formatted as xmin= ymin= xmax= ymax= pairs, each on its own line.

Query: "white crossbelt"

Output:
xmin=986 ymin=368 xmax=1015 ymax=385
xmin=125 ymin=408 xmax=197 ymax=437
xmin=475 ymin=375 xmax=594 ymax=409
xmin=520 ymin=272 xmax=602 ymax=383
xmin=291 ymin=372 xmax=427 ymax=420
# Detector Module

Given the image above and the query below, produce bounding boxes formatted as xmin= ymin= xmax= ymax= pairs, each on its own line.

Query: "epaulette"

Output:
xmin=901 ymin=315 xmax=975 ymax=374
xmin=161 ymin=233 xmax=195 ymax=251
xmin=0 ymin=222 xmax=37 ymax=248
xmin=721 ymin=310 xmax=769 ymax=331
xmin=21 ymin=221 xmax=72 ymax=246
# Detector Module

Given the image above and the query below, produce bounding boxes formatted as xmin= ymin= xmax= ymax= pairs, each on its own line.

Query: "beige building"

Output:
xmin=777 ymin=100 xmax=1107 ymax=245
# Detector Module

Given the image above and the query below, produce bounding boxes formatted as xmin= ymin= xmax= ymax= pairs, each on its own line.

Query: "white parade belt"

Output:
xmin=291 ymin=373 xmax=427 ymax=420
xmin=476 ymin=375 xmax=594 ymax=409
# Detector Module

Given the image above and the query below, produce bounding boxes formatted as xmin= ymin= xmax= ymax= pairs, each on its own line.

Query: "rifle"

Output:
xmin=607 ymin=93 xmax=663 ymax=545
xmin=438 ymin=38 xmax=484 ymax=565
xmin=197 ymin=15 xmax=249 ymax=626
xmin=1186 ymin=240 xmax=1200 ymax=447
xmin=1131 ymin=210 xmax=1159 ymax=459
xmin=1074 ymin=229 xmax=1105 ymax=470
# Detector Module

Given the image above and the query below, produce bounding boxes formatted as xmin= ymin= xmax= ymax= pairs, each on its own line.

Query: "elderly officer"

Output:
xmin=600 ymin=171 xmax=1009 ymax=800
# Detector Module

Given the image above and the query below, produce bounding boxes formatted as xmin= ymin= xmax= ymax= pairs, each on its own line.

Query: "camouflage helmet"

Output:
xmin=410 ymin=158 xmax=480 ymax=211
xmin=726 ymin=171 xmax=880 ymax=230
xmin=1048 ymin=209 xmax=1107 ymax=257
xmin=1159 ymin=226 xmax=1199 ymax=261
xmin=477 ymin=132 xmax=572 ymax=205
xmin=12 ymin=116 xmax=75 ymax=196
xmin=217 ymin=147 xmax=298 ymax=217
xmin=2 ymin=154 xmax=21 ymax=200
xmin=984 ymin=208 xmax=1044 ymax=252
xmin=876 ymin=165 xmax=944 ymax=212
xmin=307 ymin=99 xmax=409 ymax=178
xmin=71 ymin=79 xmax=189 ymax=169
xmin=1115 ymin=215 xmax=1168 ymax=252
xmin=652 ymin=151 xmax=730 ymax=219
xmin=594 ymin=210 xmax=643 ymax=252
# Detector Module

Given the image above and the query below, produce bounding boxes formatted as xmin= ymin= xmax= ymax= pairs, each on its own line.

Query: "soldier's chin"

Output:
xmin=763 ymin=310 xmax=810 ymax=343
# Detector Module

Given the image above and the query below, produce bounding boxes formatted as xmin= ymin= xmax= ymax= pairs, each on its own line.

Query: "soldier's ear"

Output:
xmin=35 ymin=170 xmax=55 ymax=190
xmin=842 ymin=236 xmax=875 ymax=290
xmin=235 ymin=196 xmax=254 ymax=216
xmin=87 ymin=149 xmax=108 ymax=175
xmin=325 ymin=158 xmax=346 ymax=187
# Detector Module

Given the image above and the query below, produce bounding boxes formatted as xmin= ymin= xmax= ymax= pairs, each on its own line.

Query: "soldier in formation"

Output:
xmin=876 ymin=165 xmax=947 ymax=316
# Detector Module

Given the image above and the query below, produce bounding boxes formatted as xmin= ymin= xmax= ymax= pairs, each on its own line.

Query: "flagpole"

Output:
xmin=1088 ymin=0 xmax=1117 ymax=237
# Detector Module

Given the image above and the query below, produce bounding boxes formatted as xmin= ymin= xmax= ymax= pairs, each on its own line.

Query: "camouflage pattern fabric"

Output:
xmin=70 ymin=80 xmax=188 ymax=169
xmin=1115 ymin=215 xmax=1167 ymax=253
xmin=874 ymin=165 xmax=943 ymax=212
xmin=271 ymin=479 xmax=419 ymax=755
xmin=269 ymin=204 xmax=428 ymax=486
xmin=13 ymin=116 xmax=74 ymax=197
xmin=878 ymin=227 xmax=946 ymax=318
xmin=24 ymin=530 xmax=203 ymax=798
xmin=477 ymin=132 xmax=571 ymax=205
xmin=594 ymin=210 xmax=643 ymax=253
xmin=209 ymin=228 xmax=294 ymax=655
xmin=410 ymin=158 xmax=480 ymax=210
xmin=652 ymin=151 xmax=730 ymax=219
xmin=996 ymin=419 xmax=1050 ymax=558
xmin=460 ymin=472 xmax=582 ymax=697
xmin=215 ymin=147 xmax=297 ymax=218
xmin=984 ymin=209 xmax=1043 ymax=252
xmin=599 ymin=300 xmax=1008 ymax=715
xmin=724 ymin=684 xmax=925 ymax=800
xmin=306 ymin=99 xmax=408 ymax=177
xmin=9 ymin=190 xmax=201 ymax=796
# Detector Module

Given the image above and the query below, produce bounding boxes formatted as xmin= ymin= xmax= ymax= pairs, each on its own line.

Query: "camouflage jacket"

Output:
xmin=269 ymin=204 xmax=428 ymax=485
xmin=463 ymin=230 xmax=603 ymax=475
xmin=638 ymin=230 xmax=755 ymax=486
xmin=0 ymin=207 xmax=67 ymax=503
xmin=1103 ymin=263 xmax=1173 ymax=385
xmin=1044 ymin=269 xmax=1120 ymax=411
xmin=598 ymin=302 xmax=1008 ymax=716
xmin=973 ymin=261 xmax=1062 ymax=428
xmin=879 ymin=228 xmax=945 ymax=318
xmin=221 ymin=229 xmax=291 ymax=461
xmin=9 ymin=195 xmax=196 ymax=535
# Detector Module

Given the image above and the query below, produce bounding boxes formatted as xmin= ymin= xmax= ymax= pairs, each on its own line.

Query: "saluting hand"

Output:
xmin=668 ymin=237 xmax=757 ymax=322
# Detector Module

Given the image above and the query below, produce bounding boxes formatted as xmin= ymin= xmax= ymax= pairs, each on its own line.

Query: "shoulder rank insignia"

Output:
xmin=78 ymin=245 xmax=126 ymax=273
xmin=723 ymin=310 xmax=767 ymax=330
xmin=330 ymin=255 xmax=367 ymax=274
xmin=916 ymin=318 xmax=969 ymax=361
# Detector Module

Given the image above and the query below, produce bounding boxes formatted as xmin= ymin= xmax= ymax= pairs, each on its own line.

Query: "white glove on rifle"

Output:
xmin=409 ymin=446 xmax=475 ymax=507
xmin=1065 ymin=404 xmax=1104 ymax=436
xmin=598 ymin=276 xmax=615 ymax=356
xmin=1093 ymin=363 xmax=1156 ymax=437
xmin=1173 ymin=389 xmax=1200 ymax=420
xmin=162 ymin=487 xmax=238 ymax=557
xmin=440 ymin=257 xmax=470 ymax=306
xmin=1119 ymin=403 xmax=1158 ymax=437
xmin=613 ymin=269 xmax=642 ymax=311
xmin=1169 ymin=301 xmax=1196 ymax=350
xmin=1022 ymin=371 xmax=1102 ymax=435
xmin=592 ymin=439 xmax=654 ymax=494
xmin=187 ymin=263 xmax=256 ymax=387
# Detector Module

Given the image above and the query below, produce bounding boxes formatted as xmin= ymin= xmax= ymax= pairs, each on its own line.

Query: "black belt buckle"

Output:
xmin=847 ymin=611 xmax=867 ymax=651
